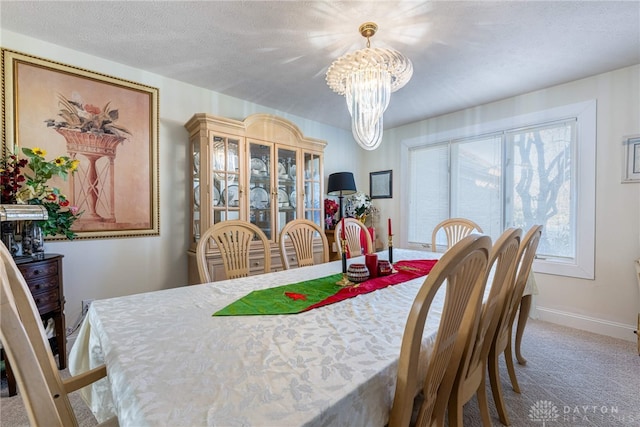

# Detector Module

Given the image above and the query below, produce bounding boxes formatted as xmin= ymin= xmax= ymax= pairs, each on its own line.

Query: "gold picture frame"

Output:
xmin=2 ymin=49 xmax=159 ymax=239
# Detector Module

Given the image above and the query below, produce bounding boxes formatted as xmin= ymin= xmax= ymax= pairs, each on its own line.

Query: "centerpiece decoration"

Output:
xmin=1 ymin=147 xmax=82 ymax=254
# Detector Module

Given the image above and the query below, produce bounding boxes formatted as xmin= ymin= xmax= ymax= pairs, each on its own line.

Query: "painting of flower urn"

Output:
xmin=46 ymin=95 xmax=131 ymax=224
xmin=2 ymin=49 xmax=159 ymax=239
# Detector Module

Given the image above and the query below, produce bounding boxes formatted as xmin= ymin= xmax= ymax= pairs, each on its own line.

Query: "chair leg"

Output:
xmin=477 ymin=370 xmax=493 ymax=427
xmin=447 ymin=393 xmax=463 ymax=427
xmin=515 ymin=295 xmax=532 ymax=365
xmin=505 ymin=334 xmax=521 ymax=394
xmin=488 ymin=347 xmax=511 ymax=426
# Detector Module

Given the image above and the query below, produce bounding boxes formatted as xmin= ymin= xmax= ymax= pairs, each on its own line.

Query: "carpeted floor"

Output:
xmin=1 ymin=319 xmax=639 ymax=426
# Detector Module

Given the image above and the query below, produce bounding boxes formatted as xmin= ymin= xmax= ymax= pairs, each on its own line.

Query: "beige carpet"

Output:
xmin=1 ymin=319 xmax=639 ymax=426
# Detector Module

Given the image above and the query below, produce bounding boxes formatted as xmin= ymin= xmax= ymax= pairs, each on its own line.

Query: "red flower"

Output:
xmin=59 ymin=199 xmax=70 ymax=207
xmin=46 ymin=193 xmax=57 ymax=201
xmin=84 ymin=104 xmax=101 ymax=115
xmin=285 ymin=292 xmax=307 ymax=301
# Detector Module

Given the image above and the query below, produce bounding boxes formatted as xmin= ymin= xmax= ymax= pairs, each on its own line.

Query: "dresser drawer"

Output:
xmin=31 ymin=288 xmax=60 ymax=315
xmin=27 ymin=274 xmax=60 ymax=296
xmin=18 ymin=259 xmax=59 ymax=281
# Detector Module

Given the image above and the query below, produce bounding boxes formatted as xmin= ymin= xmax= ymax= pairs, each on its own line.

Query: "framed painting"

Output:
xmin=2 ymin=49 xmax=159 ymax=239
xmin=370 ymin=170 xmax=392 ymax=199
xmin=623 ymin=135 xmax=640 ymax=183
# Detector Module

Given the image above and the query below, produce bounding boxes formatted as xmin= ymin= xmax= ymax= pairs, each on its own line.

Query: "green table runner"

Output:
xmin=213 ymin=259 xmax=438 ymax=316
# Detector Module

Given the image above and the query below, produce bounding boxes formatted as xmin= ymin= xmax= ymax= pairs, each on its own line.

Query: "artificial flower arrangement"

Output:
xmin=324 ymin=198 xmax=339 ymax=229
xmin=346 ymin=191 xmax=373 ymax=222
xmin=0 ymin=147 xmax=82 ymax=239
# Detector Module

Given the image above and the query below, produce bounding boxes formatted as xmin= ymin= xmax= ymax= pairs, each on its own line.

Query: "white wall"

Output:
xmin=1 ymin=30 xmax=356 ymax=325
xmin=370 ymin=64 xmax=640 ymax=341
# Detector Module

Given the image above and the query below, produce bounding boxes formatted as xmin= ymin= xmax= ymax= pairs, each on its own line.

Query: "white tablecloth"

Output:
xmin=69 ymin=248 xmax=530 ymax=427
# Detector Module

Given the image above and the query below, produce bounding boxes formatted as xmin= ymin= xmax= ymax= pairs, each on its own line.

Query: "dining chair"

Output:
xmin=431 ymin=218 xmax=483 ymax=252
xmin=488 ymin=224 xmax=542 ymax=426
xmin=447 ymin=228 xmax=522 ymax=427
xmin=389 ymin=234 xmax=492 ymax=427
xmin=0 ymin=244 xmax=117 ymax=426
xmin=278 ymin=219 xmax=329 ymax=270
xmin=333 ymin=218 xmax=373 ymax=257
xmin=196 ymin=220 xmax=271 ymax=283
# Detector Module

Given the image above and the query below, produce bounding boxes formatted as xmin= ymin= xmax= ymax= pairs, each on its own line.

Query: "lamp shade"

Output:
xmin=327 ymin=172 xmax=357 ymax=195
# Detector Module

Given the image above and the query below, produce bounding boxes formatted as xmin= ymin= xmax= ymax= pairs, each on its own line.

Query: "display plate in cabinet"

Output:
xmin=250 ymin=158 xmax=267 ymax=176
xmin=278 ymin=188 xmax=289 ymax=207
xmin=289 ymin=190 xmax=297 ymax=208
xmin=250 ymin=187 xmax=269 ymax=209
xmin=278 ymin=162 xmax=287 ymax=178
xmin=222 ymin=185 xmax=239 ymax=206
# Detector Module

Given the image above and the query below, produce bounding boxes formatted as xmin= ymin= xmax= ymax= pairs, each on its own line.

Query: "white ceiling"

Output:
xmin=2 ymin=1 xmax=639 ymax=131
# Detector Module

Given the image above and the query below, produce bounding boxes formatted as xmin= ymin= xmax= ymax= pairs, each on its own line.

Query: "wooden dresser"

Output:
xmin=3 ymin=254 xmax=66 ymax=396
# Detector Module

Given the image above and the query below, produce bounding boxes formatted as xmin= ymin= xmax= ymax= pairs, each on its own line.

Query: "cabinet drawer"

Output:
xmin=32 ymin=289 xmax=60 ymax=314
xmin=26 ymin=275 xmax=59 ymax=295
xmin=18 ymin=260 xmax=59 ymax=281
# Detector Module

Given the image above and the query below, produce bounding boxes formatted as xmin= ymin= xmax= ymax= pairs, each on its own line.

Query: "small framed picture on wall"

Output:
xmin=623 ymin=135 xmax=640 ymax=183
xmin=370 ymin=170 xmax=392 ymax=199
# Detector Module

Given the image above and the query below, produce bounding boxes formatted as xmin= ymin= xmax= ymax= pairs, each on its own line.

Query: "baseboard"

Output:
xmin=535 ymin=306 xmax=637 ymax=343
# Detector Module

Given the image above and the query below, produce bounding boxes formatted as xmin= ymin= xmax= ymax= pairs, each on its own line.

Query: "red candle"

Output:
xmin=341 ymin=217 xmax=345 ymax=240
xmin=388 ymin=218 xmax=392 ymax=235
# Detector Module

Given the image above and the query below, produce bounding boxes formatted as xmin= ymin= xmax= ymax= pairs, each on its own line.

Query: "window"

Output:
xmin=403 ymin=100 xmax=596 ymax=279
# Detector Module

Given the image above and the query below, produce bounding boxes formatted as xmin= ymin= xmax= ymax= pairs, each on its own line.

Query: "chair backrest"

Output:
xmin=279 ymin=219 xmax=329 ymax=270
xmin=333 ymin=218 xmax=373 ymax=257
xmin=0 ymin=243 xmax=77 ymax=426
xmin=431 ymin=218 xmax=483 ymax=252
xmin=451 ymin=228 xmax=521 ymax=403
xmin=197 ymin=220 xmax=271 ymax=282
xmin=389 ymin=234 xmax=492 ymax=427
xmin=494 ymin=225 xmax=543 ymax=349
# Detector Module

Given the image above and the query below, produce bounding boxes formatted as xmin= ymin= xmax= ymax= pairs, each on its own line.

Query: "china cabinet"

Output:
xmin=184 ymin=113 xmax=326 ymax=283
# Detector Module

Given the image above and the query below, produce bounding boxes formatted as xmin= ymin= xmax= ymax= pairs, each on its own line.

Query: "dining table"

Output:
xmin=69 ymin=248 xmax=536 ymax=427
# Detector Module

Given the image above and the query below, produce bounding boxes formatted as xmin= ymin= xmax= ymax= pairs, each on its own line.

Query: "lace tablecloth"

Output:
xmin=69 ymin=248 xmax=532 ymax=427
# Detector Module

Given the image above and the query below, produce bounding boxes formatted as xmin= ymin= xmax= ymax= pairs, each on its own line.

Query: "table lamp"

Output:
xmin=327 ymin=172 xmax=356 ymax=220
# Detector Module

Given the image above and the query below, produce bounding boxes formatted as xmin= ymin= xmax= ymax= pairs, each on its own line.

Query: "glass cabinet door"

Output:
xmin=276 ymin=147 xmax=297 ymax=237
xmin=191 ymin=142 xmax=201 ymax=243
xmin=248 ymin=142 xmax=273 ymax=239
xmin=303 ymin=152 xmax=322 ymax=227
xmin=212 ymin=135 xmax=240 ymax=226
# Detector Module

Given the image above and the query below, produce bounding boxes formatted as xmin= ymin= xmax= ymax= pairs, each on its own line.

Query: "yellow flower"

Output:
xmin=54 ymin=157 xmax=66 ymax=166
xmin=69 ymin=159 xmax=80 ymax=171
xmin=32 ymin=147 xmax=47 ymax=157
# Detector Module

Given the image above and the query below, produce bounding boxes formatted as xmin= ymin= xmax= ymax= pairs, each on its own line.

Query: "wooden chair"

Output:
xmin=488 ymin=225 xmax=542 ymax=426
xmin=431 ymin=218 xmax=483 ymax=252
xmin=389 ymin=234 xmax=492 ymax=427
xmin=279 ymin=219 xmax=329 ymax=270
xmin=447 ymin=228 xmax=522 ymax=427
xmin=333 ymin=218 xmax=373 ymax=257
xmin=196 ymin=220 xmax=271 ymax=283
xmin=0 ymin=244 xmax=117 ymax=426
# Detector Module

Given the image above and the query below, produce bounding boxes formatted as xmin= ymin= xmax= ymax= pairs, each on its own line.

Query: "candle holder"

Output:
xmin=388 ymin=234 xmax=394 ymax=264
xmin=336 ymin=239 xmax=353 ymax=287
xmin=336 ymin=272 xmax=353 ymax=287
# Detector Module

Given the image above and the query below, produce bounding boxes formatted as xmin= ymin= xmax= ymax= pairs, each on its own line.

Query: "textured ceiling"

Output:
xmin=1 ymin=1 xmax=639 ymax=131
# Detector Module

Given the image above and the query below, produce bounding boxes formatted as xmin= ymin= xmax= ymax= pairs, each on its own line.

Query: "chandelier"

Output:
xmin=326 ymin=22 xmax=413 ymax=150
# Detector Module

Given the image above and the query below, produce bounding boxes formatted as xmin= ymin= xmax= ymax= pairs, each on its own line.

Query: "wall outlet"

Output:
xmin=81 ymin=299 xmax=94 ymax=316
